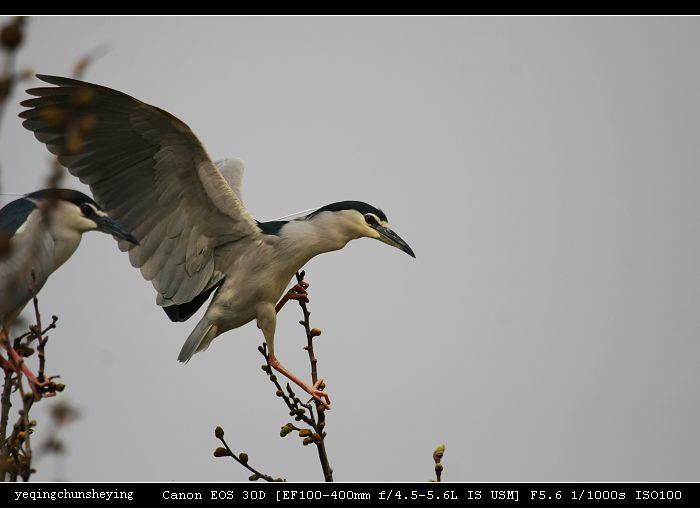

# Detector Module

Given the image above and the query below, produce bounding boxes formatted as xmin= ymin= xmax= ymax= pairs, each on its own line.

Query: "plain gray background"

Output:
xmin=1 ymin=16 xmax=699 ymax=482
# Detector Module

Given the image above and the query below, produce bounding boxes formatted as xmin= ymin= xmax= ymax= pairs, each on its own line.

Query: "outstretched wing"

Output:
xmin=215 ymin=158 xmax=246 ymax=205
xmin=20 ymin=75 xmax=261 ymax=306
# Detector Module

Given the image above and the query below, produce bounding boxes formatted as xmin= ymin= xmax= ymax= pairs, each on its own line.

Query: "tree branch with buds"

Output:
xmin=215 ymin=270 xmax=334 ymax=482
xmin=0 ymin=289 xmax=63 ymax=481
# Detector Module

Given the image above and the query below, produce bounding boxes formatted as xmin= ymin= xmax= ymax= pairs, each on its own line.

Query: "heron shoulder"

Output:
xmin=0 ymin=197 xmax=38 ymax=237
xmin=256 ymin=220 xmax=288 ymax=236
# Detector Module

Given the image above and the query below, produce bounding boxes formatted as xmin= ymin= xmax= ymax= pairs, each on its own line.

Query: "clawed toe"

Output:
xmin=29 ymin=377 xmax=60 ymax=401
xmin=288 ymin=282 xmax=310 ymax=303
xmin=309 ymin=378 xmax=331 ymax=410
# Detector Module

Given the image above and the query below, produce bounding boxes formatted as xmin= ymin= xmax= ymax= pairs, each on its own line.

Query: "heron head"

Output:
xmin=26 ymin=189 xmax=139 ymax=244
xmin=308 ymin=201 xmax=415 ymax=258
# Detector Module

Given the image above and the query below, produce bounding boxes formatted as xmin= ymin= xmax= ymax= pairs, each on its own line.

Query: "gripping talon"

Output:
xmin=275 ymin=282 xmax=311 ymax=313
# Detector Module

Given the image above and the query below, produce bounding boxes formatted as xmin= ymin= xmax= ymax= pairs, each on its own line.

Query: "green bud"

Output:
xmin=249 ymin=474 xmax=259 ymax=481
xmin=213 ymin=447 xmax=232 ymax=457
xmin=435 ymin=463 xmax=444 ymax=472
xmin=433 ymin=444 xmax=445 ymax=463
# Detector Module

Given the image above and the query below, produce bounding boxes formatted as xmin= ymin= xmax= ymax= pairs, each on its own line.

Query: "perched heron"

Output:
xmin=0 ymin=188 xmax=138 ymax=398
xmin=20 ymin=75 xmax=415 ymax=409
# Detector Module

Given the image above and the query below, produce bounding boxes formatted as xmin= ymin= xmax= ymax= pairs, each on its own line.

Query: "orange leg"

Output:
xmin=268 ymin=354 xmax=330 ymax=410
xmin=0 ymin=328 xmax=56 ymax=400
xmin=272 ymin=281 xmax=330 ymax=410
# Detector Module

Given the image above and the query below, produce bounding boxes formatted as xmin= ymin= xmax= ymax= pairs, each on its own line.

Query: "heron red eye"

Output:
xmin=80 ymin=204 xmax=92 ymax=215
xmin=364 ymin=214 xmax=376 ymax=225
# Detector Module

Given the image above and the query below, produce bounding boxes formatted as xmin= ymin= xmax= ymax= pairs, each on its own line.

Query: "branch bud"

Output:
xmin=213 ymin=447 xmax=232 ymax=457
xmin=0 ymin=17 xmax=24 ymax=51
xmin=215 ymin=426 xmax=224 ymax=439
xmin=280 ymin=423 xmax=294 ymax=437
xmin=239 ymin=452 xmax=248 ymax=463
xmin=433 ymin=444 xmax=445 ymax=463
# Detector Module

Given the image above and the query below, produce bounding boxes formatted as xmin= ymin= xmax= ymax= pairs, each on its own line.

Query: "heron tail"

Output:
xmin=177 ymin=319 xmax=219 ymax=363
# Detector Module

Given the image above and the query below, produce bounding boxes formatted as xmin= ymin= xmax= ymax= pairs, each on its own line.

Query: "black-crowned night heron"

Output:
xmin=20 ymin=75 xmax=415 ymax=409
xmin=0 ymin=188 xmax=137 ymax=398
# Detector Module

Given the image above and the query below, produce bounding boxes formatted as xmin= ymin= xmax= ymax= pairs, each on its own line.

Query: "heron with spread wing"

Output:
xmin=20 ymin=75 xmax=415 ymax=409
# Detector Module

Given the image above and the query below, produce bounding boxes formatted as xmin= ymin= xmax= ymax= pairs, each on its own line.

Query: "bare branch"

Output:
xmin=212 ymin=426 xmax=284 ymax=482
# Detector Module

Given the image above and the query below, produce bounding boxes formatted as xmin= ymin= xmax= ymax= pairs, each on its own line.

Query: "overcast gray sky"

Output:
xmin=1 ymin=16 xmax=699 ymax=482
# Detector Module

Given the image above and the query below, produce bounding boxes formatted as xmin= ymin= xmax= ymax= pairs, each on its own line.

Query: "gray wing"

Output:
xmin=19 ymin=75 xmax=262 ymax=306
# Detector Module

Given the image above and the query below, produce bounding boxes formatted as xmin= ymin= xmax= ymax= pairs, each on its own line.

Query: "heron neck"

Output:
xmin=49 ymin=223 xmax=83 ymax=269
xmin=278 ymin=215 xmax=362 ymax=266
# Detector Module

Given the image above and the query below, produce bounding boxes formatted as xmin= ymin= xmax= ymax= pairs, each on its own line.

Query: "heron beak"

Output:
xmin=374 ymin=224 xmax=416 ymax=258
xmin=95 ymin=215 xmax=139 ymax=245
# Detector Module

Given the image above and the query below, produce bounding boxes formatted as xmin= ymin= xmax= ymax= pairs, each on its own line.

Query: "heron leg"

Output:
xmin=0 ymin=328 xmax=56 ymax=400
xmin=268 ymin=354 xmax=331 ymax=410
xmin=275 ymin=282 xmax=310 ymax=314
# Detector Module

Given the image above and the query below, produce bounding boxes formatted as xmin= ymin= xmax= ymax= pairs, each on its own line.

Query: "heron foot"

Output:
xmin=288 ymin=281 xmax=310 ymax=303
xmin=28 ymin=376 xmax=59 ymax=401
xmin=275 ymin=282 xmax=310 ymax=313
xmin=1 ymin=347 xmax=59 ymax=401
xmin=308 ymin=378 xmax=331 ymax=411
xmin=268 ymin=354 xmax=331 ymax=410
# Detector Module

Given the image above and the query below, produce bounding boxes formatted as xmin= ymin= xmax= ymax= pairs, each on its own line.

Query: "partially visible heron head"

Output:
xmin=26 ymin=189 xmax=139 ymax=244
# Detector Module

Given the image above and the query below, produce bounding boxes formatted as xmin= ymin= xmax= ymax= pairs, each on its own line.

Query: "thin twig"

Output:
xmin=0 ymin=368 xmax=12 ymax=453
xmin=294 ymin=271 xmax=333 ymax=482
xmin=213 ymin=427 xmax=284 ymax=482
xmin=257 ymin=271 xmax=334 ymax=481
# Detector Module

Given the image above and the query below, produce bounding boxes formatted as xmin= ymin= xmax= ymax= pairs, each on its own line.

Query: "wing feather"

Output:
xmin=20 ymin=75 xmax=261 ymax=305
